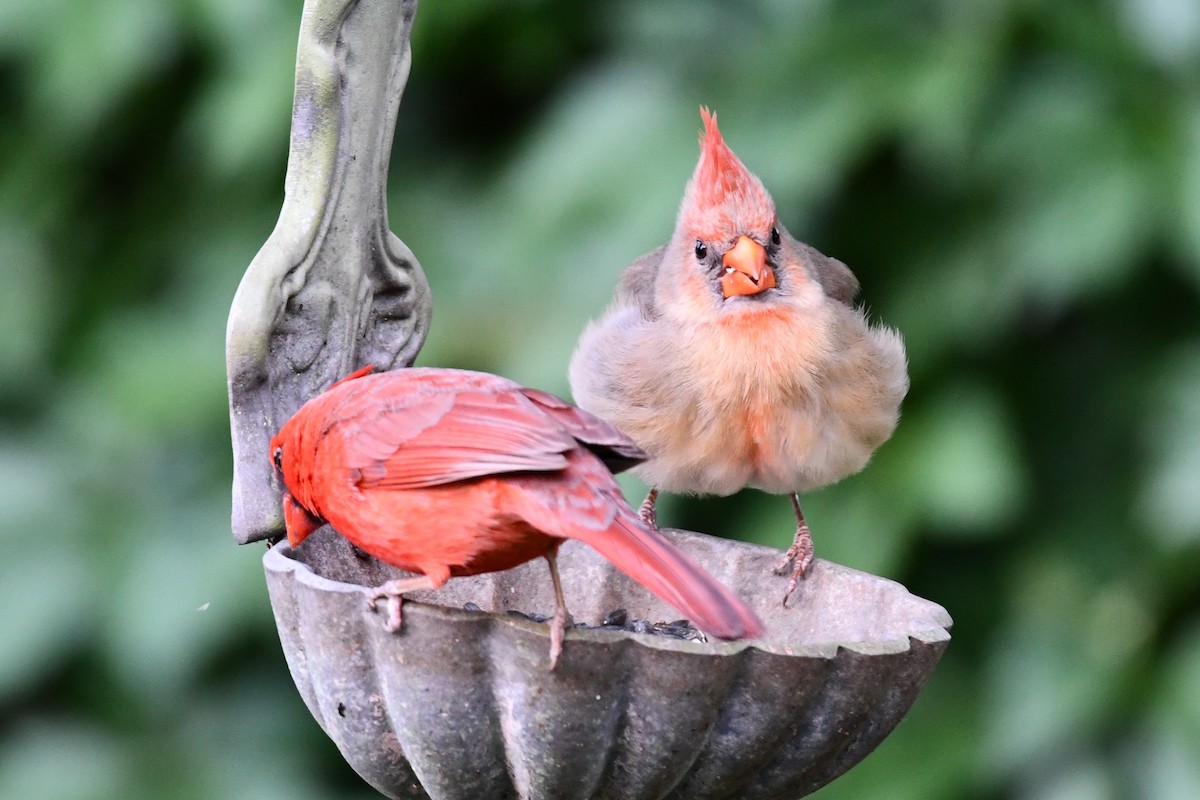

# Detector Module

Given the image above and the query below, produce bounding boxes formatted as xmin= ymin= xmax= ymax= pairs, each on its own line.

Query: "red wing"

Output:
xmin=329 ymin=364 xmax=376 ymax=390
xmin=347 ymin=389 xmax=577 ymax=490
xmin=336 ymin=390 xmax=457 ymax=463
xmin=519 ymin=387 xmax=647 ymax=474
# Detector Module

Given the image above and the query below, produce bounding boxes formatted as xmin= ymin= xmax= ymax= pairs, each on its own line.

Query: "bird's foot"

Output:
xmin=638 ymin=487 xmax=660 ymax=530
xmin=772 ymin=522 xmax=814 ymax=608
xmin=366 ymin=575 xmax=438 ymax=633
xmin=544 ymin=549 xmax=573 ymax=670
xmin=547 ymin=605 xmax=574 ymax=671
xmin=366 ymin=587 xmax=405 ymax=632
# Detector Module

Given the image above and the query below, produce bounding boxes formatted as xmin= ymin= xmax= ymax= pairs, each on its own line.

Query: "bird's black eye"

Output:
xmin=694 ymin=239 xmax=707 ymax=260
xmin=273 ymin=447 xmax=284 ymax=473
xmin=770 ymin=227 xmax=781 ymax=246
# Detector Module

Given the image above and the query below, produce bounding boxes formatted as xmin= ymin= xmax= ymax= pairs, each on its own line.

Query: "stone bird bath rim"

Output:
xmin=224 ymin=0 xmax=953 ymax=798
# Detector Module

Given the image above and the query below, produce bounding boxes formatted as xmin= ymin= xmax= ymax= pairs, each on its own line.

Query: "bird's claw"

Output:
xmin=638 ymin=487 xmax=660 ymax=530
xmin=638 ymin=507 xmax=657 ymax=530
xmin=365 ymin=575 xmax=440 ymax=633
xmin=547 ymin=608 xmax=574 ymax=670
xmin=777 ymin=561 xmax=809 ymax=609
xmin=366 ymin=580 xmax=414 ymax=632
xmin=366 ymin=590 xmax=405 ymax=632
xmin=774 ymin=522 xmax=814 ymax=608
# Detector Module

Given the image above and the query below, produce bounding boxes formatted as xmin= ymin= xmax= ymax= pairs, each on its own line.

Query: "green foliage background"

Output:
xmin=3 ymin=1 xmax=1200 ymax=798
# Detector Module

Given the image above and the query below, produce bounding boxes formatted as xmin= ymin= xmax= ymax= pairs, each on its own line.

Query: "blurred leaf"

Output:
xmin=1138 ymin=343 xmax=1200 ymax=546
xmin=171 ymin=678 xmax=381 ymax=800
xmin=0 ymin=215 xmax=55 ymax=387
xmin=893 ymin=380 xmax=1027 ymax=536
xmin=979 ymin=72 xmax=1156 ymax=315
xmin=1125 ymin=621 xmax=1200 ymax=797
xmin=983 ymin=551 xmax=1152 ymax=778
xmin=1154 ymin=620 xmax=1200 ymax=743
xmin=1175 ymin=106 xmax=1200 ymax=289
xmin=0 ymin=441 xmax=94 ymax=697
xmin=0 ymin=720 xmax=133 ymax=800
xmin=183 ymin=0 xmax=296 ymax=180
xmin=27 ymin=0 xmax=181 ymax=146
xmin=1126 ymin=722 xmax=1200 ymax=800
xmin=84 ymin=308 xmax=227 ymax=435
xmin=100 ymin=491 xmax=268 ymax=700
xmin=1117 ymin=0 xmax=1200 ymax=71
xmin=1018 ymin=758 xmax=1117 ymax=800
xmin=890 ymin=240 xmax=1026 ymax=370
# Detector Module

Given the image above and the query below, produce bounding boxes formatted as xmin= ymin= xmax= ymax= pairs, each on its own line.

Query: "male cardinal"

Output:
xmin=270 ymin=366 xmax=764 ymax=668
xmin=569 ymin=108 xmax=908 ymax=605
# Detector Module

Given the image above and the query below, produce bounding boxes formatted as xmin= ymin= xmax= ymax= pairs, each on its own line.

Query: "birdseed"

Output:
xmin=461 ymin=603 xmax=706 ymax=641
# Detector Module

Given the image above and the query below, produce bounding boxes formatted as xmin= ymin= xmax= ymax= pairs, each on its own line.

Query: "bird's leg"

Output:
xmin=638 ymin=487 xmax=660 ymax=529
xmin=544 ymin=548 xmax=574 ymax=670
xmin=773 ymin=493 xmax=815 ymax=607
xmin=366 ymin=575 xmax=438 ymax=633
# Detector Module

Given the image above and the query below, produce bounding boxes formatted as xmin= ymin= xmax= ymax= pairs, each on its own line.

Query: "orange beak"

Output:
xmin=720 ymin=235 xmax=776 ymax=298
xmin=283 ymin=492 xmax=323 ymax=547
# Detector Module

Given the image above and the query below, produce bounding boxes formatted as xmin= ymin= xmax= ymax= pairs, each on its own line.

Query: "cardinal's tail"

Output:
xmin=575 ymin=512 xmax=765 ymax=641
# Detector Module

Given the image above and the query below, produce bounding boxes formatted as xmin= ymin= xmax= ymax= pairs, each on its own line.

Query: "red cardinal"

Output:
xmin=270 ymin=366 xmax=764 ymax=668
xmin=569 ymin=108 xmax=909 ymax=604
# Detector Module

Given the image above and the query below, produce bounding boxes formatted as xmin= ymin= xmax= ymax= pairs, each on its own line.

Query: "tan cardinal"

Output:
xmin=569 ymin=108 xmax=908 ymax=605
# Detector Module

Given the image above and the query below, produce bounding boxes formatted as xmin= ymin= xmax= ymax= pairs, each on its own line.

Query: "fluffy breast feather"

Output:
xmin=569 ymin=294 xmax=907 ymax=496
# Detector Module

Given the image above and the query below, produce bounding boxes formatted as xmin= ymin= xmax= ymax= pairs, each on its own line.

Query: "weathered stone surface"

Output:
xmin=266 ymin=526 xmax=952 ymax=800
xmin=226 ymin=0 xmax=430 ymax=544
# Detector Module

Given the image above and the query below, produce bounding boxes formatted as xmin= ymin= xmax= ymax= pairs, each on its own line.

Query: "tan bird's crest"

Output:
xmin=681 ymin=108 xmax=775 ymax=238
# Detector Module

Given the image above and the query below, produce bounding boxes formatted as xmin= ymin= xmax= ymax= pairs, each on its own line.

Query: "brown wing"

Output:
xmin=783 ymin=228 xmax=860 ymax=305
xmin=615 ymin=245 xmax=667 ymax=318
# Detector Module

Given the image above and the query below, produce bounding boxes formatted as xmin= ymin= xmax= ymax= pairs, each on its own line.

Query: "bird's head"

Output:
xmin=660 ymin=108 xmax=790 ymax=318
xmin=270 ymin=412 xmax=323 ymax=547
xmin=268 ymin=365 xmax=374 ymax=546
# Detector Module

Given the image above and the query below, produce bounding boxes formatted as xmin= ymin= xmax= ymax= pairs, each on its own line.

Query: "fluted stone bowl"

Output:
xmin=264 ymin=526 xmax=951 ymax=800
